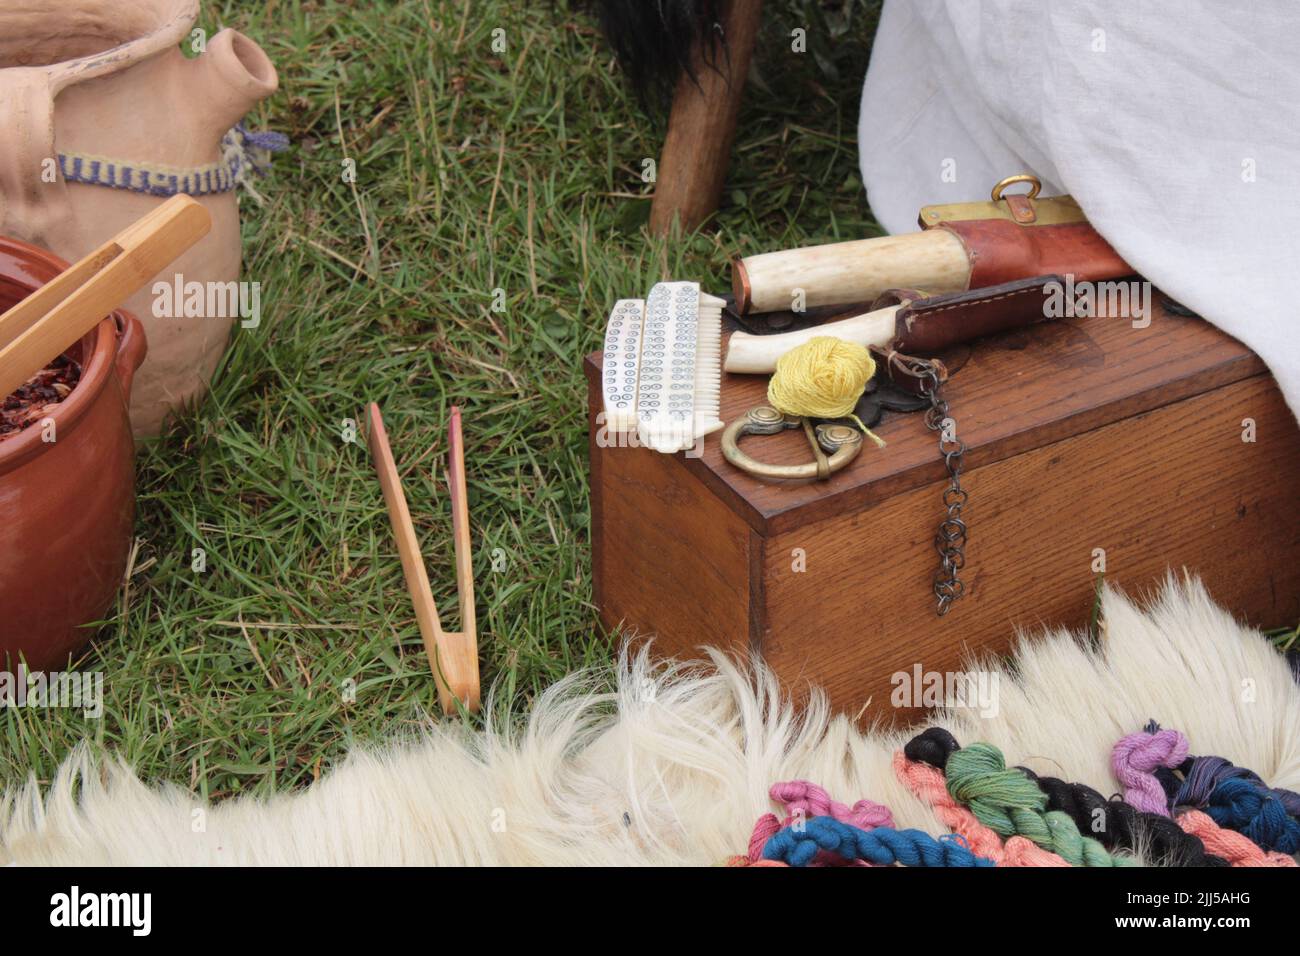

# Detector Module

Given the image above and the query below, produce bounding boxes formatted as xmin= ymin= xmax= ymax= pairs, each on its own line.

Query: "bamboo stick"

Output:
xmin=0 ymin=195 xmax=210 ymax=399
xmin=367 ymin=403 xmax=480 ymax=714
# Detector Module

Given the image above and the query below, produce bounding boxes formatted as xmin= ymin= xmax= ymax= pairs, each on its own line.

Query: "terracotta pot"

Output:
xmin=0 ymin=0 xmax=278 ymax=437
xmin=0 ymin=236 xmax=146 ymax=670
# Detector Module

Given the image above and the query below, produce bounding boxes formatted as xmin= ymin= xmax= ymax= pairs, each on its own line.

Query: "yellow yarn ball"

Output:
xmin=766 ymin=336 xmax=885 ymax=448
xmin=767 ymin=336 xmax=875 ymax=419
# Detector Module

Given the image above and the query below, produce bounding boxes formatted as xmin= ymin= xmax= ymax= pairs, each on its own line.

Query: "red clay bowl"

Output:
xmin=0 ymin=235 xmax=146 ymax=670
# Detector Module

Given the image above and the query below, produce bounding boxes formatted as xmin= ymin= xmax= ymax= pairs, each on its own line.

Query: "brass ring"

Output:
xmin=991 ymin=174 xmax=1041 ymax=202
xmin=721 ymin=406 xmax=863 ymax=481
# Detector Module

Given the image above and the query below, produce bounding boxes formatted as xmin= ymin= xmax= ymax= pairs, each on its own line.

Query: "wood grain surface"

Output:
xmin=760 ymin=373 xmax=1300 ymax=719
xmin=589 ymin=367 xmax=753 ymax=656
xmin=586 ymin=302 xmax=1300 ymax=721
xmin=588 ymin=299 xmax=1266 ymax=535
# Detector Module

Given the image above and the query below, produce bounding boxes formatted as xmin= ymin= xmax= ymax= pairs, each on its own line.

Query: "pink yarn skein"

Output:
xmin=743 ymin=780 xmax=894 ymax=865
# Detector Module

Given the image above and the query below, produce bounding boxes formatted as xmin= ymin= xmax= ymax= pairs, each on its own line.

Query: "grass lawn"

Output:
xmin=0 ymin=0 xmax=888 ymax=797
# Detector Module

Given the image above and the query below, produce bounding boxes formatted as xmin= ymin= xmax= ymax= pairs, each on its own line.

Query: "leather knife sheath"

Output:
xmin=868 ymin=274 xmax=1068 ymax=392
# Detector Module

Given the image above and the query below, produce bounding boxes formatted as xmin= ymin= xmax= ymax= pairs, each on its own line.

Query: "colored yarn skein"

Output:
xmin=1175 ymin=810 xmax=1297 ymax=867
xmin=770 ymin=779 xmax=894 ymax=829
xmin=766 ymin=336 xmax=886 ymax=447
xmin=908 ymin=727 xmax=1294 ymax=866
xmin=1018 ymin=767 xmax=1228 ymax=867
xmin=744 ymin=780 xmax=894 ymax=865
xmin=1111 ymin=722 xmax=1188 ymax=816
xmin=1159 ymin=753 xmax=1300 ymax=820
xmin=904 ymin=726 xmax=963 ymax=770
xmin=1205 ymin=778 xmax=1300 ymax=854
xmin=893 ymin=752 xmax=1070 ymax=866
xmin=908 ymin=727 xmax=1223 ymax=866
xmin=909 ymin=731 xmax=1137 ymax=866
xmin=1113 ymin=724 xmax=1300 ymax=854
xmin=761 ymin=816 xmax=996 ymax=868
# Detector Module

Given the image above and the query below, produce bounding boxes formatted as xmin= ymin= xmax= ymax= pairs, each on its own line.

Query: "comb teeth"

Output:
xmin=601 ymin=298 xmax=644 ymax=432
xmin=694 ymin=291 xmax=725 ymax=441
xmin=635 ymin=282 xmax=724 ymax=454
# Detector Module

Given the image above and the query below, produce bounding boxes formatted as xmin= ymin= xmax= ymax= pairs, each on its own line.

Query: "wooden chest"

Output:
xmin=584 ymin=301 xmax=1300 ymax=720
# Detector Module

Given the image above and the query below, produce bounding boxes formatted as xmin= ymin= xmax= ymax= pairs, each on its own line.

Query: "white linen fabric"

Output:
xmin=858 ymin=0 xmax=1300 ymax=417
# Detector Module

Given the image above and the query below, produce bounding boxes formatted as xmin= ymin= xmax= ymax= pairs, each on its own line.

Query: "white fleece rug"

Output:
xmin=2 ymin=575 xmax=1297 ymax=865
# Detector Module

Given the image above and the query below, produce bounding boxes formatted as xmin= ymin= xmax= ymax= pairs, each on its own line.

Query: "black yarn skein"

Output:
xmin=904 ymin=727 xmax=961 ymax=770
xmin=1018 ymin=767 xmax=1229 ymax=868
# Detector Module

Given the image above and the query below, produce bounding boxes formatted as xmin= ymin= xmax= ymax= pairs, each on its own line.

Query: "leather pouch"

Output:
xmin=867 ymin=274 xmax=1067 ymax=393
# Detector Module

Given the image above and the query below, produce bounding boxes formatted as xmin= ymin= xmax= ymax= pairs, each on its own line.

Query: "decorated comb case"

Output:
xmin=601 ymin=298 xmax=644 ymax=433
xmin=599 ymin=281 xmax=725 ymax=454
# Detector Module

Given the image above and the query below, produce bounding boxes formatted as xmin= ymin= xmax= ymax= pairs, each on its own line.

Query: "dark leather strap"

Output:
xmin=872 ymin=274 xmax=1067 ymax=355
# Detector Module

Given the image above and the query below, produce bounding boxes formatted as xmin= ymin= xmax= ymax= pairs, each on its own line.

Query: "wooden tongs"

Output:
xmin=368 ymin=403 xmax=481 ymax=714
xmin=0 ymin=195 xmax=211 ymax=398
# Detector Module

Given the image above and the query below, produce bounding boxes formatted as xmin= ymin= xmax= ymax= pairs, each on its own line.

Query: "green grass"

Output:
xmin=0 ymin=0 xmax=885 ymax=797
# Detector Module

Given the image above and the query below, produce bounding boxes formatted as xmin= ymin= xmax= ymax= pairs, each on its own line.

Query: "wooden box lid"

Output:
xmin=585 ymin=300 xmax=1264 ymax=536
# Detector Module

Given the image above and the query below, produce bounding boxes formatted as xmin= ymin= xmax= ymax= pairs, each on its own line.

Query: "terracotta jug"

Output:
xmin=0 ymin=237 xmax=146 ymax=668
xmin=0 ymin=0 xmax=278 ymax=437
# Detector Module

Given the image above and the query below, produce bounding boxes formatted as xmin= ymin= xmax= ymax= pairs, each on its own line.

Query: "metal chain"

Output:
xmin=919 ymin=366 xmax=967 ymax=616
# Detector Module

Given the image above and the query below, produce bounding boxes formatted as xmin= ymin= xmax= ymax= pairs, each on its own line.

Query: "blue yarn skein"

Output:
xmin=761 ymin=816 xmax=996 ymax=868
xmin=1159 ymin=754 xmax=1300 ymax=821
xmin=1206 ymin=778 xmax=1300 ymax=854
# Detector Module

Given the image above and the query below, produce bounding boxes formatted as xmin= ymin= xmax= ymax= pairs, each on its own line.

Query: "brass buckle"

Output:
xmin=990 ymin=173 xmax=1041 ymax=201
xmin=720 ymin=406 xmax=863 ymax=481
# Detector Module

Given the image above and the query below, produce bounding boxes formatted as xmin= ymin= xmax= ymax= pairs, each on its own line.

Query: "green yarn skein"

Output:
xmin=945 ymin=742 xmax=1137 ymax=867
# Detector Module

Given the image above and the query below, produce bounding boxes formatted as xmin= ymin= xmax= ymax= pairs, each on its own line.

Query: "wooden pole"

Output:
xmin=648 ymin=0 xmax=764 ymax=236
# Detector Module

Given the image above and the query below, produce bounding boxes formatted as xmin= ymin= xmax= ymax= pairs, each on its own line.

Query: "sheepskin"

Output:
xmin=2 ymin=575 xmax=1296 ymax=865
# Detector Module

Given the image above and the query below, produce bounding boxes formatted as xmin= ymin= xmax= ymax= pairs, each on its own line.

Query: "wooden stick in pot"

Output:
xmin=0 ymin=194 xmax=211 ymax=399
